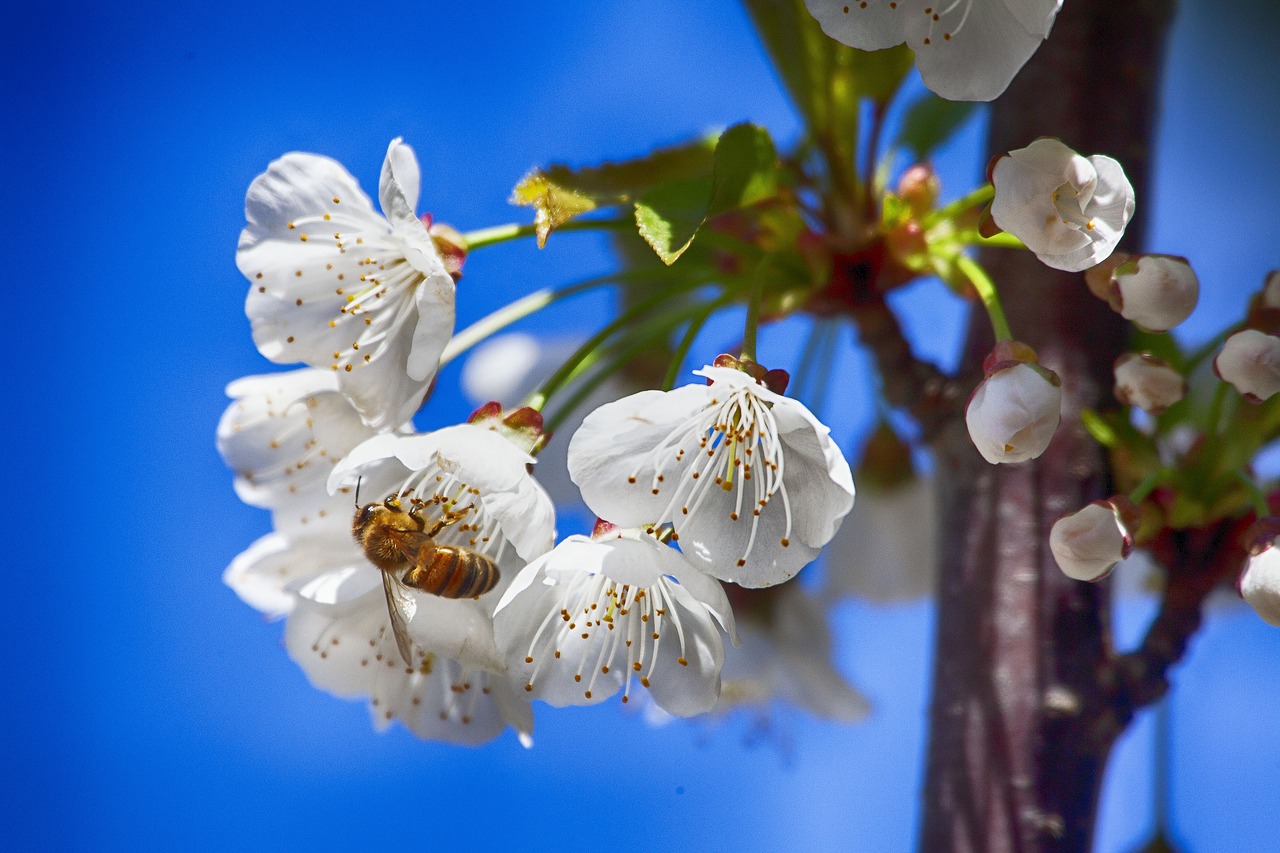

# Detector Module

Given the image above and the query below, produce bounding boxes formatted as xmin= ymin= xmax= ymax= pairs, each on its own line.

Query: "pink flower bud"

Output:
xmin=1110 ymin=254 xmax=1199 ymax=332
xmin=965 ymin=347 xmax=1062 ymax=465
xmin=1049 ymin=499 xmax=1134 ymax=582
xmin=1214 ymin=329 xmax=1280 ymax=403
xmin=897 ymin=163 xmax=940 ymax=218
xmin=1113 ymin=353 xmax=1185 ymax=414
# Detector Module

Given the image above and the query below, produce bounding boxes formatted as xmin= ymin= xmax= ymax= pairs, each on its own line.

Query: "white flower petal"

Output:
xmin=906 ymin=0 xmax=1049 ymax=102
xmin=804 ymin=0 xmax=908 ymax=51
xmin=218 ymin=368 xmax=375 ymax=509
xmin=1003 ymin=0 xmax=1062 ymax=40
xmin=805 ymin=0 xmax=1061 ymax=102
xmin=284 ymin=590 xmax=529 ymax=744
xmin=1242 ymin=546 xmax=1280 ymax=627
xmin=991 ymin=139 xmax=1134 ymax=272
xmin=568 ymin=385 xmax=710 ymax=526
xmin=965 ymin=363 xmax=1061 ymax=464
xmin=1216 ymin=329 xmax=1280 ymax=402
xmin=238 ymin=142 xmax=456 ymax=430
xmin=1049 ymin=502 xmax=1129 ymax=582
xmin=569 ymin=368 xmax=854 ymax=587
xmin=406 ymin=271 xmax=457 ymax=381
xmin=378 ymin=138 xmax=421 ymax=227
xmin=224 ymin=531 xmax=356 ymax=618
xmin=495 ymin=535 xmax=730 ymax=716
xmin=1114 ymin=255 xmax=1199 ymax=333
xmin=1113 ymin=353 xmax=1185 ymax=414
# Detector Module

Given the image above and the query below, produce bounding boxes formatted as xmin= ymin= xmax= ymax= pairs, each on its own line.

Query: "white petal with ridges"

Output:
xmin=284 ymin=590 xmax=530 ymax=745
xmin=568 ymin=367 xmax=853 ymax=587
xmin=237 ymin=141 xmax=456 ymax=430
xmin=494 ymin=534 xmax=730 ymax=716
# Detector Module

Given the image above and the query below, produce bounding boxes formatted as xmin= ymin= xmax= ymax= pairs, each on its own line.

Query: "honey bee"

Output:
xmin=352 ymin=491 xmax=500 ymax=665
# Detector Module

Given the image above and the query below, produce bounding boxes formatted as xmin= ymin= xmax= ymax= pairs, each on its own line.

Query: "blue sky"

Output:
xmin=5 ymin=1 xmax=1279 ymax=850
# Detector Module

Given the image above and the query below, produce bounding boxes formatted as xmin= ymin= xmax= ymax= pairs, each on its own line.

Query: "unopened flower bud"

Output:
xmin=1113 ymin=353 xmax=1185 ymax=414
xmin=1049 ymin=498 xmax=1134 ymax=582
xmin=1244 ymin=270 xmax=1280 ymax=335
xmin=966 ymin=343 xmax=1062 ymax=465
xmin=897 ymin=163 xmax=940 ymax=218
xmin=1109 ymin=254 xmax=1199 ymax=332
xmin=1215 ymin=329 xmax=1280 ymax=403
xmin=1240 ymin=519 xmax=1280 ymax=626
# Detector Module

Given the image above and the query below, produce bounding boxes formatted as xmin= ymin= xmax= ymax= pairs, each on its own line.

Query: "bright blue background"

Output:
xmin=6 ymin=1 xmax=1279 ymax=850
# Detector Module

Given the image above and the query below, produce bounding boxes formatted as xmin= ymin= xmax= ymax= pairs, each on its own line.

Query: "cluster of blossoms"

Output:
xmin=220 ymin=140 xmax=863 ymax=744
xmin=218 ymin=5 xmax=1280 ymax=751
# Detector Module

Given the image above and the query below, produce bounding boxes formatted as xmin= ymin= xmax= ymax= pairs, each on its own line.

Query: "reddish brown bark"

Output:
xmin=919 ymin=2 xmax=1177 ymax=851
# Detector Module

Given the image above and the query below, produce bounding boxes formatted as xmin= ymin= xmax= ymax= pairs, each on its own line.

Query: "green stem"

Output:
xmin=441 ymin=272 xmax=622 ymax=366
xmin=545 ymin=300 xmax=712 ymax=435
xmin=741 ymin=252 xmax=775 ymax=363
xmin=663 ymin=293 xmax=731 ymax=391
xmin=1205 ymin=380 xmax=1230 ymax=435
xmin=963 ymin=230 xmax=1025 ymax=249
xmin=925 ymin=184 xmax=994 ymax=228
xmin=956 ymin=254 xmax=1013 ymax=342
xmin=524 ymin=275 xmax=712 ymax=411
xmin=461 ymin=217 xmax=629 ymax=251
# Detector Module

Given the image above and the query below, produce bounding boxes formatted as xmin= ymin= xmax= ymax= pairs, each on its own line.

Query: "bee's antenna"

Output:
xmin=354 ymin=476 xmax=363 ymax=508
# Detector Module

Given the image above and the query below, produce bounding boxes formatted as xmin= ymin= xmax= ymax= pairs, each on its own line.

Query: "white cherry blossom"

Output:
xmin=285 ymin=567 xmax=533 ymax=745
xmin=217 ymin=368 xmax=380 ymax=515
xmin=1215 ymin=329 xmax=1280 ymax=403
xmin=567 ymin=361 xmax=855 ymax=588
xmin=805 ymin=0 xmax=1063 ymax=101
xmin=965 ymin=357 xmax=1061 ymax=464
xmin=1049 ymin=499 xmax=1133 ymax=582
xmin=990 ymin=138 xmax=1134 ymax=272
xmin=328 ymin=424 xmax=557 ymax=573
xmin=493 ymin=529 xmax=736 ymax=716
xmin=237 ymin=138 xmax=456 ymax=430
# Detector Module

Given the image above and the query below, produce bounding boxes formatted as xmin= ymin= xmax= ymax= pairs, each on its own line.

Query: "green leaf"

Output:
xmin=635 ymin=123 xmax=779 ymax=264
xmin=896 ymin=93 xmax=982 ymax=159
xmin=708 ymin=122 xmax=779 ymax=213
xmin=510 ymin=138 xmax=717 ymax=247
xmin=635 ymin=177 xmax=715 ymax=265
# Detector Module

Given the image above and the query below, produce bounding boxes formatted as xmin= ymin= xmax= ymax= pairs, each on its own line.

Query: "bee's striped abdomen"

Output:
xmin=404 ymin=546 xmax=500 ymax=599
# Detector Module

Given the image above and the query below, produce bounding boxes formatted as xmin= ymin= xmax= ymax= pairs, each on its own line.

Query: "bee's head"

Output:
xmin=352 ymin=501 xmax=385 ymax=538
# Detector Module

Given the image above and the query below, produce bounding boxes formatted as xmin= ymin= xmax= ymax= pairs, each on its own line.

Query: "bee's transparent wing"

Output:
xmin=381 ymin=571 xmax=419 ymax=666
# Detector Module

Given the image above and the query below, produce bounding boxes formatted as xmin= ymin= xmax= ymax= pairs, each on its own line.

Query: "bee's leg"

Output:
xmin=422 ymin=503 xmax=478 ymax=538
